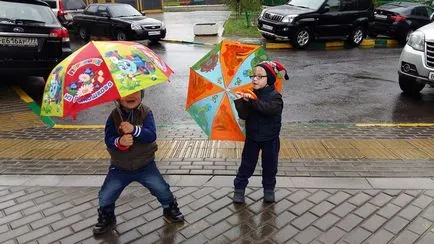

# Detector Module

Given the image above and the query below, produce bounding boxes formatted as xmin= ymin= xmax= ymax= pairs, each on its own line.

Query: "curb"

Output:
xmin=162 ymin=37 xmax=401 ymax=50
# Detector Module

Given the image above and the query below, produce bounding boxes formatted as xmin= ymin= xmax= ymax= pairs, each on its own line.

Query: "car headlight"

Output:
xmin=282 ymin=15 xmax=297 ymax=23
xmin=131 ymin=23 xmax=141 ymax=30
xmin=407 ymin=31 xmax=425 ymax=52
xmin=259 ymin=9 xmax=266 ymax=19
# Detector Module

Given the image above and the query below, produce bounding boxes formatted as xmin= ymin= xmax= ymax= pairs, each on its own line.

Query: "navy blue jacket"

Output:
xmin=235 ymin=86 xmax=283 ymax=142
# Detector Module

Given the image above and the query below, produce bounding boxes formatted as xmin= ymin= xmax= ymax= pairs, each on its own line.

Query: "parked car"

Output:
xmin=73 ymin=3 xmax=166 ymax=42
xmin=0 ymin=0 xmax=72 ymax=78
xmin=398 ymin=22 xmax=434 ymax=95
xmin=41 ymin=0 xmax=86 ymax=27
xmin=369 ymin=2 xmax=434 ymax=44
xmin=257 ymin=0 xmax=375 ymax=49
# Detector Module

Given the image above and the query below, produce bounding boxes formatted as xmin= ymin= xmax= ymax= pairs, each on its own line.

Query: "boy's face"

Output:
xmin=251 ymin=66 xmax=268 ymax=90
xmin=120 ymin=91 xmax=141 ymax=109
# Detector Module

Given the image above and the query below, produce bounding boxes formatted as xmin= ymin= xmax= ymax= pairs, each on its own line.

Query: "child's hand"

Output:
xmin=119 ymin=134 xmax=133 ymax=147
xmin=242 ymin=93 xmax=253 ymax=101
xmin=119 ymin=122 xmax=134 ymax=134
xmin=235 ymin=92 xmax=244 ymax=99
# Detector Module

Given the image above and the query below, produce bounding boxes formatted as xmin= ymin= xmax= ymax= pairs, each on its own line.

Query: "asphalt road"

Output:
xmin=9 ymin=42 xmax=434 ymax=126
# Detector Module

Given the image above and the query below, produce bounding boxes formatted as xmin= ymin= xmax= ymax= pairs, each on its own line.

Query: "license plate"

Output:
xmin=0 ymin=37 xmax=38 ymax=47
xmin=429 ymin=72 xmax=434 ymax=81
xmin=375 ymin=14 xmax=387 ymax=20
xmin=262 ymin=24 xmax=273 ymax=31
xmin=148 ymin=31 xmax=161 ymax=36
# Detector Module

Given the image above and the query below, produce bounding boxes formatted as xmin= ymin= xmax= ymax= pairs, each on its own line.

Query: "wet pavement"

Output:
xmin=0 ymin=9 xmax=434 ymax=244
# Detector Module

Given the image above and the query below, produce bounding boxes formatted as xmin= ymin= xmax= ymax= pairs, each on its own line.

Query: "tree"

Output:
xmin=224 ymin=0 xmax=262 ymax=25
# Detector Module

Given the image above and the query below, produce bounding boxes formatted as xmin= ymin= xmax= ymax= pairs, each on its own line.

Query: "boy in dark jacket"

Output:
xmin=93 ymin=90 xmax=184 ymax=235
xmin=233 ymin=61 xmax=288 ymax=204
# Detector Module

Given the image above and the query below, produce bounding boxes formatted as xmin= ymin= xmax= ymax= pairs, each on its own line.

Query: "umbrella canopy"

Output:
xmin=41 ymin=41 xmax=173 ymax=118
xmin=186 ymin=40 xmax=283 ymax=141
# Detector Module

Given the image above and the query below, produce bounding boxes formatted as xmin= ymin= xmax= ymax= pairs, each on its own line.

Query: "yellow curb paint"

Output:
xmin=356 ymin=123 xmax=434 ymax=127
xmin=387 ymin=40 xmax=399 ymax=46
xmin=52 ymin=124 xmax=105 ymax=129
xmin=265 ymin=42 xmax=292 ymax=49
xmin=361 ymin=39 xmax=375 ymax=46
xmin=11 ymin=86 xmax=33 ymax=103
xmin=325 ymin=41 xmax=344 ymax=48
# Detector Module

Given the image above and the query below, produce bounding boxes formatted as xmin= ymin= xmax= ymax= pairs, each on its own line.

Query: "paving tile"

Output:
xmin=289 ymin=200 xmax=315 ymax=216
xmin=272 ymin=224 xmax=299 ymax=243
xmin=408 ymin=217 xmax=432 ymax=235
xmin=275 ymin=211 xmax=297 ymax=228
xmin=293 ymin=226 xmax=322 ymax=244
xmin=203 ymin=221 xmax=232 ymax=240
xmin=331 ymin=202 xmax=356 ymax=218
xmin=364 ymin=229 xmax=394 ymax=244
xmin=308 ymin=190 xmax=331 ymax=204
xmin=328 ymin=192 xmax=351 ymax=205
xmin=206 ymin=208 xmax=232 ymax=225
xmin=391 ymin=230 xmax=419 ymax=244
xmin=10 ymin=212 xmax=42 ymax=229
xmin=342 ymin=227 xmax=371 ymax=244
xmin=361 ymin=214 xmax=388 ymax=233
xmin=421 ymin=205 xmax=434 ymax=221
xmin=354 ymin=202 xmax=378 ymax=218
xmin=287 ymin=190 xmax=311 ymax=203
xmin=223 ymin=223 xmax=252 ymax=241
xmin=273 ymin=199 xmax=294 ymax=214
xmin=0 ymin=225 xmax=30 ymax=243
xmin=16 ymin=226 xmax=51 ymax=244
xmin=384 ymin=216 xmax=409 ymax=234
xmin=392 ymin=193 xmax=414 ymax=207
xmin=412 ymin=195 xmax=433 ymax=209
xmin=291 ymin=212 xmax=318 ymax=230
xmin=399 ymin=205 xmax=423 ymax=221
xmin=348 ymin=192 xmax=372 ymax=206
xmin=416 ymin=230 xmax=434 ymax=244
xmin=377 ymin=203 xmax=401 ymax=219
xmin=369 ymin=193 xmax=393 ymax=207
xmin=309 ymin=201 xmax=335 ymax=217
xmin=337 ymin=214 xmax=364 ymax=232
xmin=317 ymin=226 xmax=346 ymax=244
xmin=313 ymin=213 xmax=340 ymax=231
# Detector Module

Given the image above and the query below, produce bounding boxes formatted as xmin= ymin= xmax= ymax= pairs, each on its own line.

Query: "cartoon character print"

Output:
xmin=67 ymin=68 xmax=105 ymax=100
xmin=189 ymin=103 xmax=211 ymax=134
xmin=45 ymin=67 xmax=63 ymax=112
xmin=105 ymin=50 xmax=157 ymax=91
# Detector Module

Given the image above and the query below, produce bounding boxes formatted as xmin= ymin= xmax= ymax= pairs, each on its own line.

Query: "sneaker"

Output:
xmin=163 ymin=198 xmax=184 ymax=223
xmin=233 ymin=188 xmax=245 ymax=204
xmin=93 ymin=209 xmax=116 ymax=235
xmin=264 ymin=189 xmax=275 ymax=203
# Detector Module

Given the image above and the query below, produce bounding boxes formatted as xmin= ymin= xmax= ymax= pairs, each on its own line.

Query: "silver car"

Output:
xmin=398 ymin=18 xmax=434 ymax=95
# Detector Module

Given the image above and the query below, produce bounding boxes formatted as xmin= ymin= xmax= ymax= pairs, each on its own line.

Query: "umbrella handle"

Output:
xmin=114 ymin=101 xmax=124 ymax=122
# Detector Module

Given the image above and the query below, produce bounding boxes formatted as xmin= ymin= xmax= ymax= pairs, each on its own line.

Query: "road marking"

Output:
xmin=11 ymin=86 xmax=33 ymax=103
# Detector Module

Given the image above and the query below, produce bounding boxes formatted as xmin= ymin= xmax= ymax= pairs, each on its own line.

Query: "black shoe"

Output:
xmin=163 ymin=198 xmax=184 ymax=223
xmin=93 ymin=209 xmax=116 ymax=235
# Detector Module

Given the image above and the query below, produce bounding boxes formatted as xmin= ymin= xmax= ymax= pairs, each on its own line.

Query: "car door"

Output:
xmin=316 ymin=0 xmax=344 ymax=38
xmin=94 ymin=6 xmax=111 ymax=38
xmin=410 ymin=6 xmax=430 ymax=30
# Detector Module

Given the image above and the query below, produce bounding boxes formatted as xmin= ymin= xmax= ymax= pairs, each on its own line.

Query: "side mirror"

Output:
xmin=322 ymin=5 xmax=330 ymax=13
xmin=141 ymin=10 xmax=146 ymax=16
xmin=100 ymin=12 xmax=109 ymax=18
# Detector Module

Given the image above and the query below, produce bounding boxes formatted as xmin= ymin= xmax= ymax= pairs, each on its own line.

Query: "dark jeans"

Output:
xmin=98 ymin=160 xmax=173 ymax=214
xmin=234 ymin=137 xmax=280 ymax=190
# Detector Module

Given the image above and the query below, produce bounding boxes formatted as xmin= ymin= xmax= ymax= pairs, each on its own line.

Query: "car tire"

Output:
xmin=291 ymin=27 xmax=311 ymax=49
xmin=399 ymin=76 xmax=425 ymax=95
xmin=78 ymin=27 xmax=90 ymax=41
xmin=115 ymin=31 xmax=128 ymax=41
xmin=347 ymin=26 xmax=365 ymax=47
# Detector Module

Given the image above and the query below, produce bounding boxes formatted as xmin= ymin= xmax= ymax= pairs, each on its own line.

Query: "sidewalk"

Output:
xmin=0 ymin=59 xmax=433 ymax=243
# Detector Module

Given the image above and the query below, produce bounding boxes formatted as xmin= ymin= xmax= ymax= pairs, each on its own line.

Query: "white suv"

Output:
xmin=398 ymin=17 xmax=434 ymax=95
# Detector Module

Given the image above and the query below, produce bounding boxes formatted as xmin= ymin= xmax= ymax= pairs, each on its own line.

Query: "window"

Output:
xmin=326 ymin=0 xmax=340 ymax=11
xmin=342 ymin=0 xmax=355 ymax=11
xmin=63 ymin=0 xmax=86 ymax=10
xmin=0 ymin=1 xmax=58 ymax=24
xmin=426 ymin=7 xmax=433 ymax=17
xmin=356 ymin=0 xmax=372 ymax=10
xmin=97 ymin=6 xmax=109 ymax=16
xmin=412 ymin=7 xmax=428 ymax=17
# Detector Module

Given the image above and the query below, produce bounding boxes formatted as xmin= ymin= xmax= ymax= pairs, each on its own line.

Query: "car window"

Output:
xmin=412 ymin=7 xmax=428 ymax=17
xmin=41 ymin=0 xmax=57 ymax=9
xmin=356 ymin=0 xmax=373 ymax=10
xmin=96 ymin=6 xmax=109 ymax=17
xmin=63 ymin=0 xmax=86 ymax=10
xmin=342 ymin=0 xmax=355 ymax=10
xmin=0 ymin=1 xmax=58 ymax=25
xmin=108 ymin=4 xmax=141 ymax=17
xmin=287 ymin=0 xmax=325 ymax=10
xmin=427 ymin=7 xmax=434 ymax=17
xmin=85 ymin=5 xmax=98 ymax=15
xmin=326 ymin=0 xmax=340 ymax=11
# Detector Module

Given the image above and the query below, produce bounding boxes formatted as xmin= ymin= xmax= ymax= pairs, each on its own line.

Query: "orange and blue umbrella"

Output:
xmin=41 ymin=41 xmax=173 ymax=119
xmin=186 ymin=40 xmax=283 ymax=141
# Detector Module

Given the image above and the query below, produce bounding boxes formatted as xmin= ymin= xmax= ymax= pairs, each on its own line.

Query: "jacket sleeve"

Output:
xmin=234 ymin=98 xmax=249 ymax=120
xmin=131 ymin=111 xmax=157 ymax=143
xmin=105 ymin=115 xmax=128 ymax=151
xmin=249 ymin=93 xmax=283 ymax=115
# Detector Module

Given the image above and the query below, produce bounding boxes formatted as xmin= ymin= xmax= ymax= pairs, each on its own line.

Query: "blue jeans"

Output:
xmin=234 ymin=137 xmax=280 ymax=190
xmin=98 ymin=161 xmax=174 ymax=214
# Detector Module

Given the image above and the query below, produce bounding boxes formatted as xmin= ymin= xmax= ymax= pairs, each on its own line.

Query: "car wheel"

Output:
xmin=78 ymin=27 xmax=89 ymax=41
xmin=399 ymin=76 xmax=425 ymax=95
xmin=291 ymin=27 xmax=311 ymax=49
xmin=116 ymin=31 xmax=128 ymax=41
xmin=348 ymin=26 xmax=365 ymax=47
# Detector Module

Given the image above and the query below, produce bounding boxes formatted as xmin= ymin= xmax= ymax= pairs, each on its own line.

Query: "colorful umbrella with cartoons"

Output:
xmin=40 ymin=41 xmax=173 ymax=119
xmin=186 ymin=40 xmax=283 ymax=141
